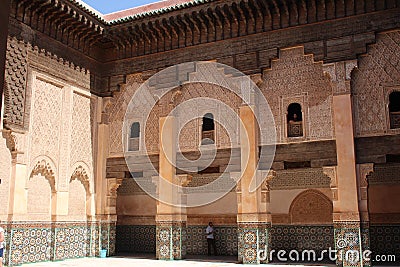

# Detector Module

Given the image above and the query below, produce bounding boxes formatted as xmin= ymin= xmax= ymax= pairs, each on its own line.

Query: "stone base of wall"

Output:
xmin=238 ymin=222 xmax=270 ymax=264
xmin=2 ymin=221 xmax=115 ymax=266
xmin=370 ymin=225 xmax=400 ymax=265
xmin=116 ymin=225 xmax=237 ymax=256
xmin=270 ymin=225 xmax=334 ymax=263
xmin=116 ymin=225 xmax=156 ymax=253
xmin=116 ymin=224 xmax=339 ymax=263
xmin=186 ymin=226 xmax=237 ymax=256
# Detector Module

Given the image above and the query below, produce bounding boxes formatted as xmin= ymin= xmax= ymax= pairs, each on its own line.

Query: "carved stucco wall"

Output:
xmin=107 ymin=77 xmax=242 ymax=155
xmin=27 ymin=173 xmax=52 ymax=221
xmin=24 ymin=48 xmax=94 ymax=220
xmin=353 ymin=30 xmax=400 ymax=137
xmin=262 ymin=46 xmax=334 ymax=143
xmin=107 ymin=74 xmax=144 ymax=156
xmin=108 ymin=48 xmax=336 ymax=155
xmin=71 ymin=92 xmax=93 ymax=176
xmin=68 ymin=179 xmax=87 ymax=219
xmin=161 ymin=83 xmax=242 ymax=152
xmin=30 ymin=78 xmax=63 ymax=165
xmin=4 ymin=37 xmax=28 ymax=130
xmin=0 ymin=132 xmax=11 ymax=217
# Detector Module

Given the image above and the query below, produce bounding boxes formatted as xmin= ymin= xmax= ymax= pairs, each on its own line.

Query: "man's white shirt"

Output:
xmin=206 ymin=225 xmax=214 ymax=239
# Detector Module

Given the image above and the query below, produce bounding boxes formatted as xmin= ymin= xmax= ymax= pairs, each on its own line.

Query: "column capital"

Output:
xmin=323 ymin=166 xmax=338 ymax=201
xmin=356 ymin=163 xmax=374 ymax=188
xmin=106 ymin=177 xmax=124 ymax=197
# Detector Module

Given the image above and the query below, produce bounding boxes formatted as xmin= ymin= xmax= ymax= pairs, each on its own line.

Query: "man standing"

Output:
xmin=0 ymin=225 xmax=4 ymax=267
xmin=206 ymin=222 xmax=217 ymax=256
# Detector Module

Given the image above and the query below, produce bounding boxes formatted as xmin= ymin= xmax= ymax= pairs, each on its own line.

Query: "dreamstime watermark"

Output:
xmin=257 ymin=238 xmax=397 ymax=263
xmin=123 ymin=61 xmax=277 ymax=207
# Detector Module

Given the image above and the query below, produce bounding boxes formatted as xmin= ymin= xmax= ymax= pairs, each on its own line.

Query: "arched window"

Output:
xmin=389 ymin=91 xmax=400 ymax=129
xmin=287 ymin=103 xmax=303 ymax=137
xmin=128 ymin=122 xmax=140 ymax=151
xmin=201 ymin=113 xmax=215 ymax=145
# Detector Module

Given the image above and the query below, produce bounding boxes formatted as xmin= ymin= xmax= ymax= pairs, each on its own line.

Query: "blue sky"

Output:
xmin=82 ymin=0 xmax=161 ymax=14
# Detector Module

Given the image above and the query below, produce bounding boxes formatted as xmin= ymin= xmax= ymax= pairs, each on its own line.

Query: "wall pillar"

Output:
xmin=356 ymin=163 xmax=374 ymax=267
xmin=102 ymin=177 xmax=122 ymax=256
xmin=3 ymin=130 xmax=28 ymax=219
xmin=155 ymin=116 xmax=188 ymax=260
xmin=332 ymin=92 xmax=364 ymax=267
xmin=237 ymin=105 xmax=272 ymax=264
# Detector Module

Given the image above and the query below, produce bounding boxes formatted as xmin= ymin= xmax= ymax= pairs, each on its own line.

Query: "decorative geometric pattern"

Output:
xmin=4 ymin=37 xmax=28 ymax=129
xmin=107 ymin=74 xmax=145 ymax=155
xmin=71 ymin=93 xmax=93 ymax=172
xmin=185 ymin=226 xmax=238 ymax=256
xmin=367 ymin=163 xmax=400 ymax=185
xmin=117 ymin=178 xmax=147 ymax=195
xmin=101 ymin=222 xmax=117 ymax=256
xmin=360 ymin=222 xmax=371 ymax=267
xmin=353 ymin=30 xmax=400 ymax=136
xmin=156 ymin=222 xmax=186 ymax=260
xmin=271 ymin=225 xmax=334 ymax=263
xmin=9 ymin=227 xmax=52 ymax=265
xmin=370 ymin=225 xmax=400 ymax=265
xmin=334 ymin=221 xmax=362 ymax=267
xmin=184 ymin=173 xmax=236 ymax=193
xmin=3 ymin=222 xmax=106 ymax=266
xmin=30 ymin=78 xmax=63 ymax=163
xmin=116 ymin=225 xmax=156 ymax=253
xmin=54 ymin=226 xmax=88 ymax=260
xmin=262 ymin=46 xmax=334 ymax=142
xmin=116 ymin=225 xmax=238 ymax=256
xmin=270 ymin=168 xmax=331 ymax=190
xmin=238 ymin=223 xmax=270 ymax=264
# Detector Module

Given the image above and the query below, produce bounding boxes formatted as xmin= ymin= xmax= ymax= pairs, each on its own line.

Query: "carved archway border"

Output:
xmin=29 ymin=156 xmax=57 ymax=193
xmin=70 ymin=162 xmax=92 ymax=195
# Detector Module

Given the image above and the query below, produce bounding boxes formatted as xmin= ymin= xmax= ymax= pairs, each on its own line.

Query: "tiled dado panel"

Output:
xmin=100 ymin=222 xmax=117 ymax=257
xmin=270 ymin=225 xmax=334 ymax=263
xmin=238 ymin=223 xmax=270 ymax=264
xmin=370 ymin=225 xmax=400 ymax=265
xmin=186 ymin=226 xmax=238 ymax=256
xmin=2 ymin=222 xmax=115 ymax=266
xmin=116 ymin=225 xmax=237 ymax=256
xmin=116 ymin=225 xmax=156 ymax=253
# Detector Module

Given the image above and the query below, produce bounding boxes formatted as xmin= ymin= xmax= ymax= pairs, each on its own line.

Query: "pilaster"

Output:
xmin=356 ymin=163 xmax=374 ymax=267
xmin=237 ymin=105 xmax=273 ymax=264
xmin=329 ymin=61 xmax=366 ymax=267
xmin=155 ymin=116 xmax=187 ymax=260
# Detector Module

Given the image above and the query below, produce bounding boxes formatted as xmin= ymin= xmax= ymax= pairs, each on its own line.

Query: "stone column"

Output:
xmin=155 ymin=116 xmax=188 ymax=260
xmin=237 ymin=105 xmax=272 ymax=264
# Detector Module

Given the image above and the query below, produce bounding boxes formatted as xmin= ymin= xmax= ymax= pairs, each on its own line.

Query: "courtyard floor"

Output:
xmin=17 ymin=255 xmax=336 ymax=267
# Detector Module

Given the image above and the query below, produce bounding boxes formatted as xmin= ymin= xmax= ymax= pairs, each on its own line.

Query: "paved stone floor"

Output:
xmin=17 ymin=255 xmax=336 ymax=267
